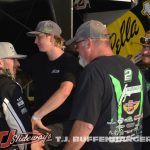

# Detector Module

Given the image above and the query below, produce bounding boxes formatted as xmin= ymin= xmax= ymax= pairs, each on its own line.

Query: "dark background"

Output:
xmin=0 ymin=0 xmax=132 ymax=56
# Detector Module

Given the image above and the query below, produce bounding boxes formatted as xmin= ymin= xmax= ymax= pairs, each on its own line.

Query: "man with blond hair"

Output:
xmin=21 ymin=20 xmax=82 ymax=149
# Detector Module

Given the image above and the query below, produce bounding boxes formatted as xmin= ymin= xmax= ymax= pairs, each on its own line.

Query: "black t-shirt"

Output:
xmin=70 ymin=55 xmax=150 ymax=150
xmin=143 ymin=68 xmax=150 ymax=101
xmin=21 ymin=52 xmax=82 ymax=125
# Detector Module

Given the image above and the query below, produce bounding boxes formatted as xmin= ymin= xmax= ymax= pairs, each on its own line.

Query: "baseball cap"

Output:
xmin=66 ymin=20 xmax=109 ymax=45
xmin=140 ymin=30 xmax=150 ymax=46
xmin=27 ymin=20 xmax=62 ymax=37
xmin=0 ymin=42 xmax=27 ymax=59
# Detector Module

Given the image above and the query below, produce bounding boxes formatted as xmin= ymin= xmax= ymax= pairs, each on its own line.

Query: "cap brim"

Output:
xmin=8 ymin=54 xmax=27 ymax=59
xmin=26 ymin=31 xmax=42 ymax=37
xmin=65 ymin=37 xmax=77 ymax=46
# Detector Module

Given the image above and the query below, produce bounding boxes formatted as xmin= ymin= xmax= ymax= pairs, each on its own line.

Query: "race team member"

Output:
xmin=64 ymin=20 xmax=150 ymax=150
xmin=0 ymin=42 xmax=32 ymax=150
xmin=21 ymin=20 xmax=82 ymax=149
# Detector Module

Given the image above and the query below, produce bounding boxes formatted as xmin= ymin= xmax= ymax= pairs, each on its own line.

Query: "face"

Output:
xmin=74 ymin=39 xmax=90 ymax=65
xmin=34 ymin=33 xmax=52 ymax=52
xmin=0 ymin=58 xmax=20 ymax=78
xmin=142 ymin=45 xmax=150 ymax=65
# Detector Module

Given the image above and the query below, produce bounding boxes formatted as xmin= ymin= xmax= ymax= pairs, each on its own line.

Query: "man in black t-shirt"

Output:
xmin=63 ymin=20 xmax=150 ymax=150
xmin=21 ymin=20 xmax=82 ymax=149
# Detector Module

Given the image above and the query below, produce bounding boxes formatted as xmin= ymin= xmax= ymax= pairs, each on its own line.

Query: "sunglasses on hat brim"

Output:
xmin=140 ymin=37 xmax=150 ymax=45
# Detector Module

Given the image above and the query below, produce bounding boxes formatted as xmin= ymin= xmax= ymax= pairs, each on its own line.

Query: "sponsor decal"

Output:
xmin=134 ymin=114 xmax=143 ymax=121
xmin=124 ymin=116 xmax=133 ymax=123
xmin=124 ymin=69 xmax=132 ymax=83
xmin=118 ymin=84 xmax=141 ymax=106
xmin=0 ymin=130 xmax=51 ymax=149
xmin=116 ymin=124 xmax=125 ymax=129
xmin=17 ymin=100 xmax=24 ymax=107
xmin=74 ymin=0 xmax=91 ymax=10
xmin=117 ymin=118 xmax=124 ymax=124
xmin=107 ymin=118 xmax=117 ymax=125
xmin=123 ymin=100 xmax=140 ymax=114
xmin=51 ymin=69 xmax=60 ymax=74
xmin=109 ymin=128 xmax=124 ymax=136
xmin=20 ymin=107 xmax=28 ymax=114
xmin=124 ymin=129 xmax=134 ymax=134
xmin=17 ymin=97 xmax=25 ymax=108
xmin=126 ymin=122 xmax=135 ymax=128
xmin=107 ymin=121 xmax=116 ymax=125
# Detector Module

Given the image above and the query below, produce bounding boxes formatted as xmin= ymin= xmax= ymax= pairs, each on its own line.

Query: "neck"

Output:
xmin=46 ymin=47 xmax=64 ymax=61
xmin=90 ymin=47 xmax=114 ymax=63
xmin=0 ymin=69 xmax=15 ymax=80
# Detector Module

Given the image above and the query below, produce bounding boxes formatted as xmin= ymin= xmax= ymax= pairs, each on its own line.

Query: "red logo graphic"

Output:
xmin=0 ymin=130 xmax=16 ymax=148
xmin=0 ymin=130 xmax=52 ymax=149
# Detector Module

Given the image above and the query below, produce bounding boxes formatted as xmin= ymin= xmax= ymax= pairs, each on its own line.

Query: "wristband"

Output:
xmin=31 ymin=115 xmax=41 ymax=121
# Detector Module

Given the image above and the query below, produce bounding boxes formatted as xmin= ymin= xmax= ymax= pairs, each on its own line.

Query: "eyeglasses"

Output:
xmin=74 ymin=40 xmax=85 ymax=49
xmin=140 ymin=37 xmax=150 ymax=45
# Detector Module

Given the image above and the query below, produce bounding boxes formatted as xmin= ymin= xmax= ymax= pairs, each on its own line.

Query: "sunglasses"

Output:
xmin=74 ymin=40 xmax=85 ymax=49
xmin=140 ymin=37 xmax=150 ymax=45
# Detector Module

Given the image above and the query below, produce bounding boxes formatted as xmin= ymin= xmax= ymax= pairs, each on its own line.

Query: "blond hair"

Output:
xmin=54 ymin=35 xmax=65 ymax=50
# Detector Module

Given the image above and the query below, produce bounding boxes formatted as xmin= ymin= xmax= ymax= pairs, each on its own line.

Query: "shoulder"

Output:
xmin=62 ymin=52 xmax=77 ymax=60
xmin=62 ymin=52 xmax=81 ymax=66
xmin=25 ymin=52 xmax=48 ymax=62
xmin=0 ymin=75 xmax=14 ymax=87
xmin=0 ymin=75 xmax=20 ymax=96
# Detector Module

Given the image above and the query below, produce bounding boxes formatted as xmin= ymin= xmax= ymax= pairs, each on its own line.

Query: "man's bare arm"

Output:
xmin=63 ymin=120 xmax=94 ymax=150
xmin=31 ymin=81 xmax=73 ymax=130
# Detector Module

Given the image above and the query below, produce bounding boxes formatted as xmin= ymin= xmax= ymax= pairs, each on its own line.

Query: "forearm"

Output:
xmin=34 ymin=81 xmax=73 ymax=119
xmin=34 ymin=90 xmax=68 ymax=118
xmin=63 ymin=120 xmax=94 ymax=150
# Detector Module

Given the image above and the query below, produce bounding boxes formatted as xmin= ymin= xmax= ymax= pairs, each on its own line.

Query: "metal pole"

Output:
xmin=47 ymin=0 xmax=57 ymax=23
xmin=0 ymin=9 xmax=31 ymax=31
xmin=71 ymin=0 xmax=73 ymax=38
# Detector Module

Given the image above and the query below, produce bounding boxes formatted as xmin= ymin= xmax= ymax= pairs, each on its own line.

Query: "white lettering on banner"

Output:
xmin=55 ymin=136 xmax=150 ymax=143
xmin=74 ymin=0 xmax=91 ymax=10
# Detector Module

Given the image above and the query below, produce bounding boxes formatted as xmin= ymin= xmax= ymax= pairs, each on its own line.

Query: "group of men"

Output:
xmin=0 ymin=19 xmax=150 ymax=150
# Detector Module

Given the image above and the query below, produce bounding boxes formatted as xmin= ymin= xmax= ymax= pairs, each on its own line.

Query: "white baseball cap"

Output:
xmin=0 ymin=42 xmax=27 ymax=59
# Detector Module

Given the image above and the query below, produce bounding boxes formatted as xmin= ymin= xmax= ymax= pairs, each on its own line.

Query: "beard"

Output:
xmin=79 ymin=56 xmax=88 ymax=67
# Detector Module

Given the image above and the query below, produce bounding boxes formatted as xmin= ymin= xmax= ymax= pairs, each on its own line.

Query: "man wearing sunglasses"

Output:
xmin=140 ymin=30 xmax=150 ymax=150
xmin=141 ymin=30 xmax=150 ymax=65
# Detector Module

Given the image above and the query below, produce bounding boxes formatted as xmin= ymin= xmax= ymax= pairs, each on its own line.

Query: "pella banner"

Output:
xmin=107 ymin=0 xmax=150 ymax=63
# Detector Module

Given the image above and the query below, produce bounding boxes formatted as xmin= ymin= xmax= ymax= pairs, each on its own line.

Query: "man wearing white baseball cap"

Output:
xmin=0 ymin=42 xmax=31 ymax=150
xmin=0 ymin=42 xmax=26 ymax=78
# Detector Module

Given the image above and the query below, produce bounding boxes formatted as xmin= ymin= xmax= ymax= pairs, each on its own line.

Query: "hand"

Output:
xmin=31 ymin=140 xmax=45 ymax=150
xmin=31 ymin=115 xmax=51 ymax=132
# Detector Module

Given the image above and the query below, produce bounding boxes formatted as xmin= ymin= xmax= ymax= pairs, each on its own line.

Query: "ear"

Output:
xmin=0 ymin=59 xmax=3 ymax=70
